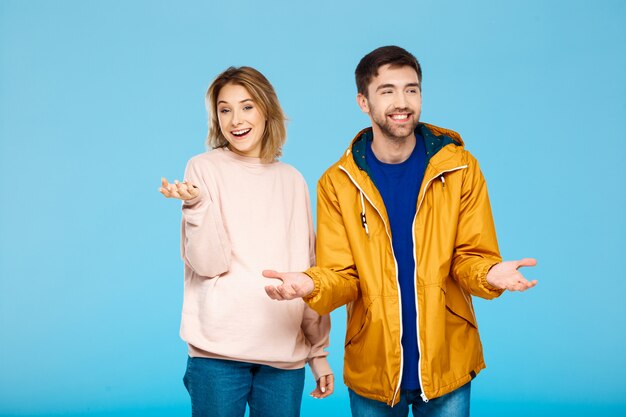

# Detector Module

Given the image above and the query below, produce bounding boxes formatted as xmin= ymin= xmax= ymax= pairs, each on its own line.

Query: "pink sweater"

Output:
xmin=179 ymin=147 xmax=331 ymax=379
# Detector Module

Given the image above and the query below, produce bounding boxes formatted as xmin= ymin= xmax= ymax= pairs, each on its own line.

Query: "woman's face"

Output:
xmin=216 ymin=83 xmax=266 ymax=158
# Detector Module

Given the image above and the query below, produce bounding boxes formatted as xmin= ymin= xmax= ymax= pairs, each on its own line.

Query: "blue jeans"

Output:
xmin=349 ymin=382 xmax=471 ymax=417
xmin=183 ymin=356 xmax=305 ymax=417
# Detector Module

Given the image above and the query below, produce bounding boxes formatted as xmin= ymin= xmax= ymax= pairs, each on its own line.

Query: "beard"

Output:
xmin=370 ymin=106 xmax=420 ymax=141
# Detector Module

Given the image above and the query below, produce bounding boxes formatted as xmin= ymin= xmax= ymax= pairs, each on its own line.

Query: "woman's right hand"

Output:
xmin=159 ymin=177 xmax=200 ymax=201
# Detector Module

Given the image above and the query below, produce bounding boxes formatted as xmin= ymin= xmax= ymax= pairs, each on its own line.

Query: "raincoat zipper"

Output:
xmin=412 ymin=164 xmax=468 ymax=402
xmin=338 ymin=165 xmax=404 ymax=405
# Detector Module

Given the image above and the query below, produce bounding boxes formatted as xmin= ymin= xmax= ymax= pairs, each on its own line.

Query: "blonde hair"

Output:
xmin=206 ymin=66 xmax=287 ymax=163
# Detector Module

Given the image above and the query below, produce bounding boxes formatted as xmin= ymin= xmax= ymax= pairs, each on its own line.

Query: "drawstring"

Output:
xmin=359 ymin=176 xmax=443 ymax=237
xmin=359 ymin=190 xmax=369 ymax=236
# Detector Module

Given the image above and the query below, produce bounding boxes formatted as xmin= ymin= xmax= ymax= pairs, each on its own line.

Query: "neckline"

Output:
xmin=219 ymin=147 xmax=270 ymax=166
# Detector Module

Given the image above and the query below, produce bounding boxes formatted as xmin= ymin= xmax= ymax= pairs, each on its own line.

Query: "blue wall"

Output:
xmin=1 ymin=0 xmax=625 ymax=415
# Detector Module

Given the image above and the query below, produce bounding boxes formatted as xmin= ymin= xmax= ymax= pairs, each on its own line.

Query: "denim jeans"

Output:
xmin=183 ymin=356 xmax=305 ymax=417
xmin=349 ymin=382 xmax=471 ymax=417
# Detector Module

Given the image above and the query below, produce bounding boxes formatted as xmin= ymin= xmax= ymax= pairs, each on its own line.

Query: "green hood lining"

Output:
xmin=350 ymin=123 xmax=459 ymax=176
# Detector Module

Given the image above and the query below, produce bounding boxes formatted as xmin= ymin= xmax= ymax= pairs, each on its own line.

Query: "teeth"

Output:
xmin=390 ymin=114 xmax=409 ymax=120
xmin=232 ymin=128 xmax=251 ymax=136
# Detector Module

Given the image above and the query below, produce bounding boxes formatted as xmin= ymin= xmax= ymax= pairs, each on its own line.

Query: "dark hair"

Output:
xmin=355 ymin=45 xmax=422 ymax=97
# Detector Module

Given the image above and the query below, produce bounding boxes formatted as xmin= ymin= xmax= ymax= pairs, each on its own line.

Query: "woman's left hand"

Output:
xmin=159 ymin=177 xmax=199 ymax=201
xmin=310 ymin=373 xmax=334 ymax=399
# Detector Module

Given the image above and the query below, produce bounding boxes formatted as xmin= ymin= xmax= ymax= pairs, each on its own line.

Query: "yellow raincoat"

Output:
xmin=305 ymin=123 xmax=504 ymax=405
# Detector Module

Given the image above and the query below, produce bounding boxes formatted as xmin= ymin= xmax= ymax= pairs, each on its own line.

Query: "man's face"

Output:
xmin=357 ymin=64 xmax=421 ymax=142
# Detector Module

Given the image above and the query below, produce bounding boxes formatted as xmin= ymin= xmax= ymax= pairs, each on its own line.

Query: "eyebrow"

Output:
xmin=375 ymin=82 xmax=420 ymax=91
xmin=217 ymin=98 xmax=254 ymax=105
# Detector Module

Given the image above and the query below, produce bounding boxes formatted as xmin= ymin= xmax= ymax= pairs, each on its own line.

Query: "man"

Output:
xmin=264 ymin=45 xmax=537 ymax=416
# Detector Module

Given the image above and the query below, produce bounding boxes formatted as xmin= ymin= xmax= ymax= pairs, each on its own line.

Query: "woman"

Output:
xmin=160 ymin=66 xmax=333 ymax=417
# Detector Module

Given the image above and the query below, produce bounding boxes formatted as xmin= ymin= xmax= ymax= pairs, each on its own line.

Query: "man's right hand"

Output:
xmin=263 ymin=270 xmax=315 ymax=300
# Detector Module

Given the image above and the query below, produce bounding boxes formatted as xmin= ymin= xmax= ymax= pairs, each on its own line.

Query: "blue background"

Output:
xmin=1 ymin=0 xmax=625 ymax=416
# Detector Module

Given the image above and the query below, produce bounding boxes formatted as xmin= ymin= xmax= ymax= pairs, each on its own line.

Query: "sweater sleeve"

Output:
xmin=301 ymin=305 xmax=332 ymax=381
xmin=450 ymin=152 xmax=504 ymax=299
xmin=180 ymin=156 xmax=232 ymax=278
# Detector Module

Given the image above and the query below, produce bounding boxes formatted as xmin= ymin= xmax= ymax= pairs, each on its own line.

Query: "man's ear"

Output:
xmin=356 ymin=93 xmax=369 ymax=114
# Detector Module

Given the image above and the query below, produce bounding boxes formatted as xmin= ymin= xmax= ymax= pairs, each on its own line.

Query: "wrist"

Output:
xmin=302 ymin=271 xmax=319 ymax=300
xmin=483 ymin=263 xmax=504 ymax=291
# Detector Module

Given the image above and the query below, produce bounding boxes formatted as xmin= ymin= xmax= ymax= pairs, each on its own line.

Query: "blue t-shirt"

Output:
xmin=365 ymin=133 xmax=426 ymax=390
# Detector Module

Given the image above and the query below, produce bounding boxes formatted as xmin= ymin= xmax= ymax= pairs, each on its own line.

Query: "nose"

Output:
xmin=231 ymin=109 xmax=243 ymax=127
xmin=395 ymin=92 xmax=408 ymax=108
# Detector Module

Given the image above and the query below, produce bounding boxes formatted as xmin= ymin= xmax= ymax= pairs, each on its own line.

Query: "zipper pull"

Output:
xmin=440 ymin=175 xmax=446 ymax=188
xmin=359 ymin=191 xmax=369 ymax=236
xmin=361 ymin=212 xmax=369 ymax=235
xmin=420 ymin=392 xmax=429 ymax=402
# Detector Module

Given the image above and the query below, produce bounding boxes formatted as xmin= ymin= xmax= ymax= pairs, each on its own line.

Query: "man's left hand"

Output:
xmin=486 ymin=258 xmax=538 ymax=292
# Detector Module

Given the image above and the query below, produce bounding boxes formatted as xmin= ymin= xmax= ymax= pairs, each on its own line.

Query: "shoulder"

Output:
xmin=274 ymin=160 xmax=302 ymax=176
xmin=186 ymin=148 xmax=227 ymax=169
xmin=189 ymin=148 xmax=226 ymax=164
xmin=441 ymin=146 xmax=482 ymax=176
xmin=319 ymin=161 xmax=341 ymax=185
xmin=318 ymin=147 xmax=356 ymax=188
xmin=184 ymin=150 xmax=230 ymax=184
xmin=273 ymin=161 xmax=308 ymax=186
xmin=458 ymin=148 xmax=481 ymax=169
